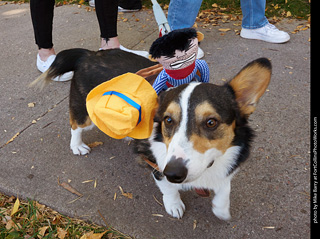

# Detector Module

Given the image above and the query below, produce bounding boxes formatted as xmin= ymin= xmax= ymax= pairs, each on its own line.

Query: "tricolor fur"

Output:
xmin=31 ymin=50 xmax=271 ymax=220
xmin=31 ymin=48 xmax=157 ymax=155
xmin=134 ymin=58 xmax=271 ymax=219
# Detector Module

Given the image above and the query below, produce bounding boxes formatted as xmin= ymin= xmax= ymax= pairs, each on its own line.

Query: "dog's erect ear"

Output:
xmin=229 ymin=58 xmax=271 ymax=117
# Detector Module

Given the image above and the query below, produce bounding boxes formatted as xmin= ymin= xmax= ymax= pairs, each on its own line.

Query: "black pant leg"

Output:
xmin=30 ymin=0 xmax=55 ymax=49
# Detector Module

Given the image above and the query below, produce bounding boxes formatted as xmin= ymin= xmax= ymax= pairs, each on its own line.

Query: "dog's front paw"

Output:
xmin=212 ymin=206 xmax=231 ymax=221
xmin=71 ymin=143 xmax=91 ymax=155
xmin=163 ymin=195 xmax=185 ymax=219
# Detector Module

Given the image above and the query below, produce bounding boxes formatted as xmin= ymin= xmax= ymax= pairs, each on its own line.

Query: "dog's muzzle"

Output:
xmin=163 ymin=156 xmax=188 ymax=183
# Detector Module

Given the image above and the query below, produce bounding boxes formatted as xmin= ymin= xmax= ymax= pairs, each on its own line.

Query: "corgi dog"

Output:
xmin=31 ymin=49 xmax=271 ymax=220
xmin=133 ymin=58 xmax=271 ymax=219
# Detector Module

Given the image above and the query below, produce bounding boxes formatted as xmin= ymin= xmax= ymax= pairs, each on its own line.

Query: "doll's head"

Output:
xmin=150 ymin=28 xmax=201 ymax=70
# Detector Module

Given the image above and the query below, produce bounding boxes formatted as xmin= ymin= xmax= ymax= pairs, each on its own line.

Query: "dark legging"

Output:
xmin=30 ymin=0 xmax=118 ymax=49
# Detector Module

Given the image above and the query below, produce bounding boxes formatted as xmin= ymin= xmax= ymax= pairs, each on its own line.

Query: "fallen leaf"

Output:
xmin=57 ymin=227 xmax=68 ymax=239
xmin=286 ymin=11 xmax=292 ymax=17
xmin=5 ymin=220 xmax=15 ymax=230
xmin=59 ymin=182 xmax=83 ymax=197
xmin=152 ymin=214 xmax=164 ymax=217
xmin=5 ymin=132 xmax=19 ymax=145
xmin=88 ymin=141 xmax=103 ymax=148
xmin=119 ymin=186 xmax=133 ymax=199
xmin=38 ymin=226 xmax=49 ymax=239
xmin=80 ymin=231 xmax=107 ymax=239
xmin=28 ymin=102 xmax=35 ymax=108
xmin=11 ymin=197 xmax=20 ymax=216
xmin=263 ymin=226 xmax=275 ymax=229
xmin=82 ymin=180 xmax=94 ymax=184
xmin=67 ymin=195 xmax=83 ymax=204
xmin=218 ymin=28 xmax=231 ymax=32
xmin=52 ymin=215 xmax=63 ymax=225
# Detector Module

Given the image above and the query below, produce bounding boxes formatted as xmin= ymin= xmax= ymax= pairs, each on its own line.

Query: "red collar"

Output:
xmin=165 ymin=62 xmax=196 ymax=80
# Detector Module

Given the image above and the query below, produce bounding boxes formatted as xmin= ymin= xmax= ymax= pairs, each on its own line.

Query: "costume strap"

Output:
xmin=103 ymin=91 xmax=141 ymax=124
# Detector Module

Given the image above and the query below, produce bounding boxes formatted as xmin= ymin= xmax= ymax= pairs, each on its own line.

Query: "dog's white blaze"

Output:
xmin=178 ymin=82 xmax=200 ymax=135
xmin=166 ymin=83 xmax=201 ymax=162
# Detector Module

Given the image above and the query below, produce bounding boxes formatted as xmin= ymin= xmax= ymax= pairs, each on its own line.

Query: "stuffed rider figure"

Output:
xmin=149 ymin=28 xmax=210 ymax=94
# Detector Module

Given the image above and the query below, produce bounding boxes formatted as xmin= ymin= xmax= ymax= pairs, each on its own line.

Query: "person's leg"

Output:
xmin=95 ymin=0 xmax=120 ymax=49
xmin=167 ymin=0 xmax=204 ymax=58
xmin=95 ymin=0 xmax=148 ymax=57
xmin=30 ymin=0 xmax=56 ymax=61
xmin=240 ymin=0 xmax=268 ymax=29
xmin=30 ymin=0 xmax=73 ymax=80
xmin=167 ymin=0 xmax=203 ymax=30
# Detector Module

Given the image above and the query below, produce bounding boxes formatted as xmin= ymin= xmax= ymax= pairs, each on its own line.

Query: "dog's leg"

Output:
xmin=212 ymin=178 xmax=232 ymax=220
xmin=154 ymin=176 xmax=185 ymax=219
xmin=70 ymin=116 xmax=94 ymax=155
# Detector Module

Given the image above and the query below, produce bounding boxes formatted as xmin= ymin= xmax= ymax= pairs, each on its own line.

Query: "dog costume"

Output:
xmin=86 ymin=73 xmax=158 ymax=139
xmin=149 ymin=28 xmax=210 ymax=94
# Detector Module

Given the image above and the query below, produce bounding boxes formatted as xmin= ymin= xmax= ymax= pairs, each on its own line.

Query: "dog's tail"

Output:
xmin=29 ymin=48 xmax=92 ymax=90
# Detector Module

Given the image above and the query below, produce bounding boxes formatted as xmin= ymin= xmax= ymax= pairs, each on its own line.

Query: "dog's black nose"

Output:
xmin=163 ymin=157 xmax=188 ymax=183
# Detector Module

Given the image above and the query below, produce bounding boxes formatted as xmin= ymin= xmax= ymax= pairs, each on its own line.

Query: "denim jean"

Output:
xmin=240 ymin=0 xmax=269 ymax=29
xmin=167 ymin=0 xmax=203 ymax=30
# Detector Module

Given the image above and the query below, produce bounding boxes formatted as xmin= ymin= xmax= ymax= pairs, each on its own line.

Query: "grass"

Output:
xmin=0 ymin=193 xmax=131 ymax=239
xmin=142 ymin=0 xmax=310 ymax=20
xmin=3 ymin=0 xmax=310 ymax=20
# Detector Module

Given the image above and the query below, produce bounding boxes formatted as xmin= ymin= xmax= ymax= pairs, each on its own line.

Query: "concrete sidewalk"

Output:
xmin=0 ymin=3 xmax=310 ymax=238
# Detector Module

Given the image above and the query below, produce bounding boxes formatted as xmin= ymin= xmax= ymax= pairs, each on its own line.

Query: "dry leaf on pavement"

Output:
xmin=80 ymin=231 xmax=107 ymax=239
xmin=119 ymin=186 xmax=133 ymax=199
xmin=5 ymin=132 xmax=20 ymax=145
xmin=59 ymin=182 xmax=83 ymax=197
xmin=88 ymin=141 xmax=103 ymax=148
xmin=218 ymin=28 xmax=231 ymax=32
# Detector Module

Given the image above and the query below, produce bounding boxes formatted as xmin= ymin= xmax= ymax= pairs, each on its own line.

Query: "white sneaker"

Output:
xmin=36 ymin=54 xmax=73 ymax=81
xmin=37 ymin=54 xmax=55 ymax=73
xmin=118 ymin=6 xmax=140 ymax=13
xmin=89 ymin=0 xmax=95 ymax=7
xmin=240 ymin=23 xmax=290 ymax=43
xmin=119 ymin=45 xmax=149 ymax=58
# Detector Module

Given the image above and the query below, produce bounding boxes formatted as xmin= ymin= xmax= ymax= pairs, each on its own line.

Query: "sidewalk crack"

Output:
xmin=0 ymin=95 xmax=68 ymax=149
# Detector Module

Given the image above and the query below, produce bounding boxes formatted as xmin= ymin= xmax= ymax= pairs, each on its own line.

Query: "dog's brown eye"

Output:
xmin=206 ymin=118 xmax=218 ymax=128
xmin=164 ymin=116 xmax=173 ymax=125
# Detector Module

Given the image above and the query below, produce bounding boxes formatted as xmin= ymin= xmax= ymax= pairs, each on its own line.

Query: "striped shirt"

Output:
xmin=152 ymin=59 xmax=210 ymax=94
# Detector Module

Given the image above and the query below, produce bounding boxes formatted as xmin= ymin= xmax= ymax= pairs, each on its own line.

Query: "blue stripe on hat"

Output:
xmin=103 ymin=91 xmax=141 ymax=125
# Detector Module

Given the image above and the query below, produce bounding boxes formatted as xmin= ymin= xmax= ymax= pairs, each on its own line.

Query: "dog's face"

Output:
xmin=152 ymin=58 xmax=271 ymax=184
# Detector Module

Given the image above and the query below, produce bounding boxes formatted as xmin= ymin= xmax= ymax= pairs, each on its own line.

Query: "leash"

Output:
xmin=151 ymin=0 xmax=171 ymax=36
